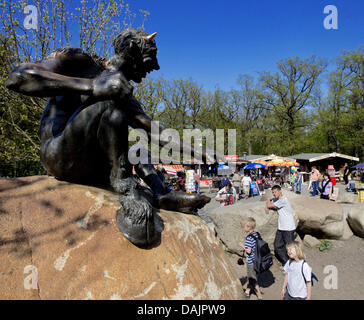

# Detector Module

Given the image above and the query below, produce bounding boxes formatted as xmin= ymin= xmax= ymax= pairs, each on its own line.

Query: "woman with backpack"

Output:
xmin=319 ymin=173 xmax=333 ymax=200
xmin=281 ymin=241 xmax=312 ymax=300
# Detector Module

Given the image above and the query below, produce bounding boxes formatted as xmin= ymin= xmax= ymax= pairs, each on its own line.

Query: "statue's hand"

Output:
xmin=92 ymin=71 xmax=132 ymax=100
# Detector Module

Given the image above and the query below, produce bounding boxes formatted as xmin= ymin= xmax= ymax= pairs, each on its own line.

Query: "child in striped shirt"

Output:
xmin=239 ymin=217 xmax=263 ymax=300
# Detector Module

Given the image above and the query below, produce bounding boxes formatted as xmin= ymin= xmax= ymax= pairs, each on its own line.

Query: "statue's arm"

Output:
xmin=128 ymin=97 xmax=213 ymax=163
xmin=6 ymin=50 xmax=132 ymax=100
xmin=5 ymin=57 xmax=94 ymax=97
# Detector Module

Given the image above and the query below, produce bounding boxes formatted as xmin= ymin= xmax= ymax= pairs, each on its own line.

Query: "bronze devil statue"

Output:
xmin=6 ymin=29 xmax=213 ymax=247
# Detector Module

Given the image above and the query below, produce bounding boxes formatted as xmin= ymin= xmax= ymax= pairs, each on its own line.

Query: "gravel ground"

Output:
xmin=196 ymin=182 xmax=364 ymax=300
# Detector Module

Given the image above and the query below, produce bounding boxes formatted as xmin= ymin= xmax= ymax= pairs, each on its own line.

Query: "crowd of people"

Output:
xmin=212 ymin=169 xmax=297 ymax=206
xmin=153 ymin=162 xmax=360 ymax=205
xmin=212 ymin=164 xmax=358 ymax=206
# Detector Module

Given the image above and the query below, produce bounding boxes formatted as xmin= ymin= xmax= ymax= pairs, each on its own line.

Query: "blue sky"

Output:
xmin=127 ymin=0 xmax=364 ymax=92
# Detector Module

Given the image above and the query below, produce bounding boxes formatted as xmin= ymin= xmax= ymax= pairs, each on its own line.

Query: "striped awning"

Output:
xmin=155 ymin=164 xmax=184 ymax=175
xmin=132 ymin=164 xmax=185 ymax=176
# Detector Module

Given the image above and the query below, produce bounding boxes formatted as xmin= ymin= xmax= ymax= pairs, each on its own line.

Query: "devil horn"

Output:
xmin=144 ymin=32 xmax=157 ymax=42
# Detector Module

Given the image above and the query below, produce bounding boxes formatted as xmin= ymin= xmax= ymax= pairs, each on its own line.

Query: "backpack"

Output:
xmin=301 ymin=260 xmax=319 ymax=286
xmin=247 ymin=232 xmax=273 ymax=273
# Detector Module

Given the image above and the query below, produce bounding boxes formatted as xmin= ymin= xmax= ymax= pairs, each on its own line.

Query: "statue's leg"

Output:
xmin=134 ymin=151 xmax=211 ymax=214
xmin=41 ymin=102 xmax=157 ymax=247
xmin=134 ymin=156 xmax=170 ymax=196
xmin=97 ymin=107 xmax=158 ymax=247
xmin=97 ymin=105 xmax=133 ymax=191
xmin=40 ymin=102 xmax=111 ymax=185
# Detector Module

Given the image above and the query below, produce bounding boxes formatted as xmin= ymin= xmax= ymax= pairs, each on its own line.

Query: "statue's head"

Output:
xmin=112 ymin=28 xmax=160 ymax=83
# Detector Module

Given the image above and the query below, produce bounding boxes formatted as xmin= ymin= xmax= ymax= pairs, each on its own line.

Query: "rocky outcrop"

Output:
xmin=284 ymin=192 xmax=345 ymax=240
xmin=336 ymin=191 xmax=358 ymax=204
xmin=0 ymin=176 xmax=242 ymax=300
xmin=210 ymin=201 xmax=287 ymax=256
xmin=210 ymin=191 xmax=348 ymax=256
xmin=347 ymin=206 xmax=364 ymax=238
xmin=303 ymin=235 xmax=321 ymax=248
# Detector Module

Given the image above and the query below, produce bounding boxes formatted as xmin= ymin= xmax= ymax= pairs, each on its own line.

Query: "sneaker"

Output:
xmin=245 ymin=293 xmax=251 ymax=300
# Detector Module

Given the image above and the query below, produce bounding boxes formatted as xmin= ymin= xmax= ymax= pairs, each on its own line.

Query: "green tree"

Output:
xmin=229 ymin=74 xmax=267 ymax=155
xmin=0 ymin=0 xmax=148 ymax=176
xmin=260 ymin=56 xmax=327 ymax=155
xmin=339 ymin=47 xmax=364 ymax=158
xmin=134 ymin=77 xmax=164 ymax=120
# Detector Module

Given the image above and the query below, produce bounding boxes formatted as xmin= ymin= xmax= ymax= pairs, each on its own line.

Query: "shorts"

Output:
xmin=283 ymin=291 xmax=306 ymax=300
xmin=243 ymin=185 xmax=250 ymax=195
xmin=246 ymin=263 xmax=257 ymax=287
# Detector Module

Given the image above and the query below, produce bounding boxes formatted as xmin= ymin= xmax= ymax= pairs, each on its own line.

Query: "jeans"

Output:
xmin=311 ymin=181 xmax=319 ymax=196
xmin=296 ymin=181 xmax=301 ymax=193
xmin=195 ymin=181 xmax=199 ymax=194
xmin=274 ymin=230 xmax=296 ymax=265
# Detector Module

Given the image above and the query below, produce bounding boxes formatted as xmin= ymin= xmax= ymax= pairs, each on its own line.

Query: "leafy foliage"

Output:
xmin=0 ymin=0 xmax=148 ymax=176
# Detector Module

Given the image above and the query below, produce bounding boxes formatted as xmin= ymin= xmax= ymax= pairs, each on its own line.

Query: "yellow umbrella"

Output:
xmin=265 ymin=161 xmax=275 ymax=167
xmin=281 ymin=160 xmax=300 ymax=167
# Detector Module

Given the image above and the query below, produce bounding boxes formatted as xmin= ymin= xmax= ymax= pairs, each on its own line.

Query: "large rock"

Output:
xmin=347 ymin=206 xmax=364 ymax=238
xmin=210 ymin=201 xmax=285 ymax=256
xmin=0 ymin=176 xmax=242 ymax=300
xmin=284 ymin=192 xmax=345 ymax=239
xmin=303 ymin=235 xmax=321 ymax=248
xmin=336 ymin=191 xmax=358 ymax=204
xmin=210 ymin=191 xmax=346 ymax=256
xmin=341 ymin=219 xmax=354 ymax=240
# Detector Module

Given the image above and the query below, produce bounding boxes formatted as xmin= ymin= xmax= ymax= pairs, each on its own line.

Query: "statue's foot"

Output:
xmin=156 ymin=191 xmax=211 ymax=214
xmin=116 ymin=186 xmax=158 ymax=247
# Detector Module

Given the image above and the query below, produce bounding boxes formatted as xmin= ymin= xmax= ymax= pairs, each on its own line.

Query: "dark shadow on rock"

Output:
xmin=1 ymin=214 xmax=85 ymax=247
xmin=63 ymin=230 xmax=80 ymax=247
xmin=346 ymin=217 xmax=357 ymax=235
xmin=0 ymin=180 xmax=69 ymax=202
xmin=40 ymin=199 xmax=64 ymax=217
xmin=86 ymin=214 xmax=110 ymax=231
xmin=240 ymin=276 xmax=247 ymax=287
xmin=1 ymin=211 xmax=109 ymax=259
xmin=0 ymin=176 xmax=48 ymax=193
xmin=0 ymin=202 xmax=8 ymax=215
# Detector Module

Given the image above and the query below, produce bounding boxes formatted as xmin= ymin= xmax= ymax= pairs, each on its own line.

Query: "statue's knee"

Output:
xmin=106 ymin=108 xmax=127 ymax=128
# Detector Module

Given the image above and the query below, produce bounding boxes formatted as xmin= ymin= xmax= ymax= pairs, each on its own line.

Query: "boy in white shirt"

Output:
xmin=241 ymin=173 xmax=252 ymax=199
